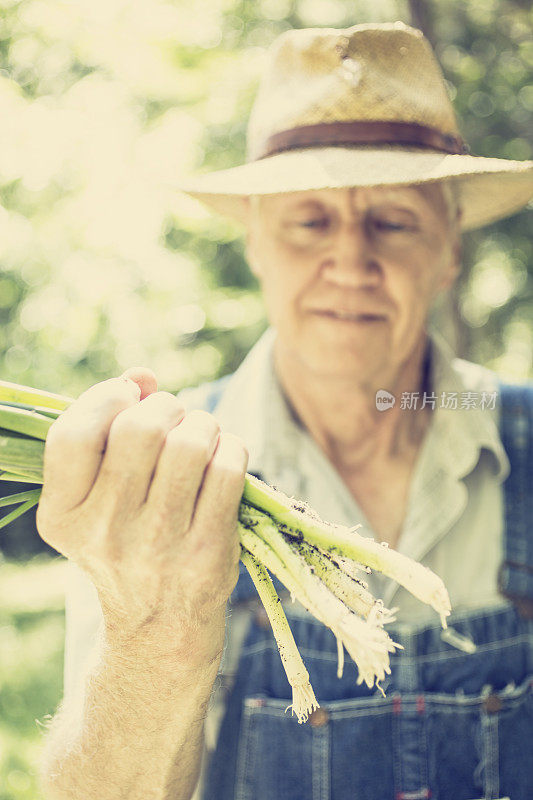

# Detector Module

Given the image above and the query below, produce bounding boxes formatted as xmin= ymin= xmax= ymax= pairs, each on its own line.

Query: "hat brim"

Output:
xmin=177 ymin=146 xmax=533 ymax=230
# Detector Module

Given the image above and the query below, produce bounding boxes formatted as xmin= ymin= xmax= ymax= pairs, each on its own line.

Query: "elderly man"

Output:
xmin=39 ymin=22 xmax=533 ymax=800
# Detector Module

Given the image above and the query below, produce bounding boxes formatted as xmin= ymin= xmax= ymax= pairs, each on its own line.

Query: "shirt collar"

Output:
xmin=427 ymin=328 xmax=510 ymax=483
xmin=213 ymin=326 xmax=509 ymax=486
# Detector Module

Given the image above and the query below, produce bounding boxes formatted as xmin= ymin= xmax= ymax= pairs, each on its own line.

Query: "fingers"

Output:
xmin=189 ymin=432 xmax=248 ymax=564
xmin=89 ymin=391 xmax=186 ymax=515
xmin=143 ymin=410 xmax=221 ymax=529
xmin=193 ymin=433 xmax=248 ymax=529
xmin=121 ymin=366 xmax=158 ymax=401
xmin=40 ymin=375 xmax=142 ymax=515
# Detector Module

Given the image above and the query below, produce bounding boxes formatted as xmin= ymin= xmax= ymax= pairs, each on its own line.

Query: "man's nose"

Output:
xmin=321 ymin=221 xmax=381 ymax=287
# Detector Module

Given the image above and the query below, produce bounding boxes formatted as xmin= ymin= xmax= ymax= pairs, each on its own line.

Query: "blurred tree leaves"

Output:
xmin=430 ymin=2 xmax=532 ymax=372
xmin=0 ymin=0 xmax=531 ymax=561
xmin=0 ymin=0 xmax=531 ymax=403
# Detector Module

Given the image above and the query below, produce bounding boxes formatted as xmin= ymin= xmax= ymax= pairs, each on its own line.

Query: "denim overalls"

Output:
xmin=201 ymin=381 xmax=533 ymax=800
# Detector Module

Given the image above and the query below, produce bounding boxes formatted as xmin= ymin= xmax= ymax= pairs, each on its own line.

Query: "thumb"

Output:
xmin=120 ymin=366 xmax=158 ymax=401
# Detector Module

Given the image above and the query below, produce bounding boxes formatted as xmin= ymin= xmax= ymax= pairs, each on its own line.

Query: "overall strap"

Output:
xmin=497 ymin=381 xmax=533 ymax=618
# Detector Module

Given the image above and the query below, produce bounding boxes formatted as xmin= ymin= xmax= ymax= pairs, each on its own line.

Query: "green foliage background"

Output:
xmin=0 ymin=0 xmax=531 ymax=797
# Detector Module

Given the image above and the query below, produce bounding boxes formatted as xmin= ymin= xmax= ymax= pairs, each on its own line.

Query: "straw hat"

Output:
xmin=178 ymin=22 xmax=533 ymax=230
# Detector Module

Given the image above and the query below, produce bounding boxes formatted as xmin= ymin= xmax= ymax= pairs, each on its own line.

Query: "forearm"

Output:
xmin=41 ymin=624 xmax=224 ymax=800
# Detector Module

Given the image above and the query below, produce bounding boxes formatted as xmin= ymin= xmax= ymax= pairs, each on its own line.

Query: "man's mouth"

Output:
xmin=312 ymin=309 xmax=387 ymax=322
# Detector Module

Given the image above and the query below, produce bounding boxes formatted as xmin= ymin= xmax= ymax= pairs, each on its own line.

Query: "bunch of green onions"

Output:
xmin=0 ymin=379 xmax=451 ymax=723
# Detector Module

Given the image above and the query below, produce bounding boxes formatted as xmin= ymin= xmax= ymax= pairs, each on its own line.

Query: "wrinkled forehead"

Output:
xmin=257 ymin=183 xmax=448 ymax=214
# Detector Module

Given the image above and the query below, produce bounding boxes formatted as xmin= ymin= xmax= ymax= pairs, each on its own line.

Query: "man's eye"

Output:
xmin=373 ymin=219 xmax=411 ymax=232
xmin=297 ymin=219 xmax=329 ymax=229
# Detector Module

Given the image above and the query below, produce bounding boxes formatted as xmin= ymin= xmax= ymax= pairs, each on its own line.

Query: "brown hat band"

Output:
xmin=255 ymin=120 xmax=470 ymax=160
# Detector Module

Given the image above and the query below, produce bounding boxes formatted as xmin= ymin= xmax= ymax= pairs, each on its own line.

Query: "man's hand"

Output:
xmin=36 ymin=366 xmax=248 ymax=665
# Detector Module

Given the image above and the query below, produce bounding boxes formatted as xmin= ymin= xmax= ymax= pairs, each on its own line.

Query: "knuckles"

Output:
xmin=209 ymin=459 xmax=247 ymax=484
xmin=184 ymin=409 xmax=220 ymax=430
xmin=77 ymin=377 xmax=141 ymax=416
xmin=161 ymin=409 xmax=221 ymax=461
xmin=211 ymin=432 xmax=249 ymax=474
xmin=107 ymin=392 xmax=185 ymax=444
xmin=44 ymin=415 xmax=102 ymax=452
xmin=109 ymin=412 xmax=169 ymax=445
xmin=43 ymin=376 xmax=145 ymax=454
xmin=164 ymin=426 xmax=214 ymax=465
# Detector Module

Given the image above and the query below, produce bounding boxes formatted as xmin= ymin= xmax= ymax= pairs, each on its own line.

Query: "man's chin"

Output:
xmin=275 ymin=334 xmax=391 ymax=383
xmin=304 ymin=349 xmax=388 ymax=383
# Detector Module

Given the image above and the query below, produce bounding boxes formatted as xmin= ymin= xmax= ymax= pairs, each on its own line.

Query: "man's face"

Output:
xmin=245 ymin=184 xmax=460 ymax=385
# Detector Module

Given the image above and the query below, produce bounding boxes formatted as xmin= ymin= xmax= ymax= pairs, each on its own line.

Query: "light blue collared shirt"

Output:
xmin=186 ymin=326 xmax=509 ymax=620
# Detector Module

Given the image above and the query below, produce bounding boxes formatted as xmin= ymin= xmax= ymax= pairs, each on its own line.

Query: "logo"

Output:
xmin=375 ymin=390 xmax=395 ymax=411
